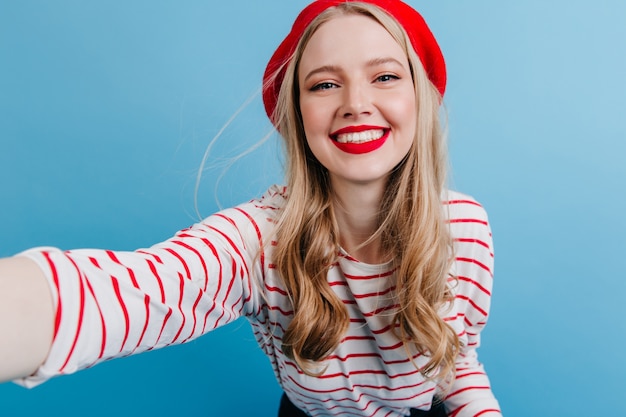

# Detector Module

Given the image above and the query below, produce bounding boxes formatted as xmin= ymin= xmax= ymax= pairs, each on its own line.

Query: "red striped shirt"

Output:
xmin=16 ymin=185 xmax=501 ymax=416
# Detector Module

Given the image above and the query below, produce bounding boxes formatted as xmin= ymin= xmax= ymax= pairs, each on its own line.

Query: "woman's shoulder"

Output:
xmin=442 ymin=189 xmax=493 ymax=252
xmin=442 ymin=189 xmax=490 ymax=224
xmin=238 ymin=184 xmax=288 ymax=217
xmin=257 ymin=184 xmax=289 ymax=205
xmin=201 ymin=184 xmax=288 ymax=235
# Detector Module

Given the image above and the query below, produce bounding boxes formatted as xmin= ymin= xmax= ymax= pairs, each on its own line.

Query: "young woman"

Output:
xmin=0 ymin=1 xmax=502 ymax=416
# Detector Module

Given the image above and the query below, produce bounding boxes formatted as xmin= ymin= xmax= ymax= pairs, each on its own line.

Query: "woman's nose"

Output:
xmin=338 ymin=84 xmax=373 ymax=119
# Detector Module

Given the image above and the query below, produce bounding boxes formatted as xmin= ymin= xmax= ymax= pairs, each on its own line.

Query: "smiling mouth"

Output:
xmin=334 ymin=129 xmax=386 ymax=144
xmin=329 ymin=127 xmax=390 ymax=155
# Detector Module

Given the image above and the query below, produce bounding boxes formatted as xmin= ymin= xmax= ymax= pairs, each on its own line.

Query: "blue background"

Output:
xmin=1 ymin=1 xmax=624 ymax=416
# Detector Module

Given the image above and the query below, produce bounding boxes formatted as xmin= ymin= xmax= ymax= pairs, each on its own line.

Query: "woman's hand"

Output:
xmin=0 ymin=256 xmax=54 ymax=383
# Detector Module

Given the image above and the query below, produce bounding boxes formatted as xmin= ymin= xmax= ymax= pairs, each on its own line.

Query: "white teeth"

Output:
xmin=335 ymin=129 xmax=384 ymax=144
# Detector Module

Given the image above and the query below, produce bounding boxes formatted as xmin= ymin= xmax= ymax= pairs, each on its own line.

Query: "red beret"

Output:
xmin=262 ymin=0 xmax=446 ymax=124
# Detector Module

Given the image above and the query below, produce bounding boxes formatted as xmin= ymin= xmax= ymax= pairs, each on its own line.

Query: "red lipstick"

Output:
xmin=329 ymin=125 xmax=389 ymax=155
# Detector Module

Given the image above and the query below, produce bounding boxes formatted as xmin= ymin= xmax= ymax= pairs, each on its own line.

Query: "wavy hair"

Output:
xmin=268 ymin=2 xmax=459 ymax=382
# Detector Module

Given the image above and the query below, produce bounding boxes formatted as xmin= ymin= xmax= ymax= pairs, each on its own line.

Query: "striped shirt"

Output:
xmin=16 ymin=185 xmax=501 ymax=417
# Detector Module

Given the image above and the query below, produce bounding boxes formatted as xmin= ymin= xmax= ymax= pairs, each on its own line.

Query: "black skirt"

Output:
xmin=278 ymin=393 xmax=447 ymax=416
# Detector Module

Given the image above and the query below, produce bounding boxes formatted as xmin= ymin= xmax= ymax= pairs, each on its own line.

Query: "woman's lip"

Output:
xmin=330 ymin=125 xmax=388 ymax=137
xmin=331 ymin=129 xmax=390 ymax=154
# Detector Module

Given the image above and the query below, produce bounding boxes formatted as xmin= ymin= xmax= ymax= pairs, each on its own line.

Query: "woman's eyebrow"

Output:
xmin=303 ymin=65 xmax=341 ymax=83
xmin=365 ymin=56 xmax=405 ymax=68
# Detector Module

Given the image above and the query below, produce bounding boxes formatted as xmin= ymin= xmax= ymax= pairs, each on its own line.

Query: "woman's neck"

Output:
xmin=331 ymin=178 xmax=389 ymax=264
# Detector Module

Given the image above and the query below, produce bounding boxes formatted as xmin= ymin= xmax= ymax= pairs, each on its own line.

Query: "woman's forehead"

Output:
xmin=299 ymin=14 xmax=407 ymax=70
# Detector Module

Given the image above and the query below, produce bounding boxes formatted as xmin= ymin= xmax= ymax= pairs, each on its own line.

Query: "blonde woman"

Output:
xmin=0 ymin=1 xmax=501 ymax=416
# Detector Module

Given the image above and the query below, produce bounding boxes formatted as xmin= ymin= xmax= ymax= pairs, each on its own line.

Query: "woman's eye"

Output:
xmin=311 ymin=82 xmax=337 ymax=91
xmin=376 ymin=74 xmax=400 ymax=83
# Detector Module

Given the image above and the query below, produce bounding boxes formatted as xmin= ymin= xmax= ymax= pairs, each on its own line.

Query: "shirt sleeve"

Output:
xmin=13 ymin=205 xmax=266 ymax=388
xmin=442 ymin=196 xmax=502 ymax=417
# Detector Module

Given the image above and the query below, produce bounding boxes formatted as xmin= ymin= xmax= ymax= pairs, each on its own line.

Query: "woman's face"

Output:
xmin=298 ymin=13 xmax=416 ymax=189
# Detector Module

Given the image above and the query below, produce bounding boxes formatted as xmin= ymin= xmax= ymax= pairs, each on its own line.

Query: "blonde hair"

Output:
xmin=269 ymin=2 xmax=459 ymax=382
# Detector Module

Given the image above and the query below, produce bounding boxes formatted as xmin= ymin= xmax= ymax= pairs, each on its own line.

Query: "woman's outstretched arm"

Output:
xmin=0 ymin=256 xmax=54 ymax=383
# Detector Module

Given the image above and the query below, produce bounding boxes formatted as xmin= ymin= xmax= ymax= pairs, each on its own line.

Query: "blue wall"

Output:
xmin=1 ymin=1 xmax=624 ymax=416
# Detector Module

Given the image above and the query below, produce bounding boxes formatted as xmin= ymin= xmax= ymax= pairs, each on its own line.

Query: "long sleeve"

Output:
xmin=13 ymin=203 xmax=269 ymax=388
xmin=442 ymin=195 xmax=502 ymax=417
